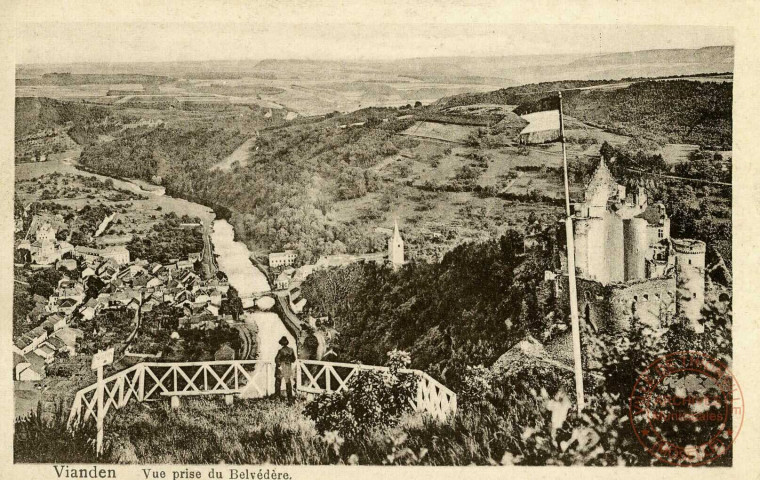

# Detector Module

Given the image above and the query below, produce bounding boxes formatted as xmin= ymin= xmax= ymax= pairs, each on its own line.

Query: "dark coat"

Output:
xmin=275 ymin=345 xmax=296 ymax=379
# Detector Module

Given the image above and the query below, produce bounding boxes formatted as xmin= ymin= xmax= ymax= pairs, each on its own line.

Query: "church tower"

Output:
xmin=388 ymin=218 xmax=405 ymax=270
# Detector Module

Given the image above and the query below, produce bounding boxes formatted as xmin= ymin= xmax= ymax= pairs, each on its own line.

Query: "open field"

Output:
xmin=445 ymin=103 xmax=518 ymax=115
xmin=17 ymin=76 xmax=502 ymax=116
xmin=399 ymin=121 xmax=477 ymax=144
xmin=211 ymin=136 xmax=257 ymax=171
xmin=659 ymin=143 xmax=700 ymax=164
xmin=16 ymin=155 xmax=215 ymax=225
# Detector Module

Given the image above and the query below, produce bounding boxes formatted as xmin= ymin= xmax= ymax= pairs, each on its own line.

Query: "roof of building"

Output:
xmin=13 ymin=352 xmax=26 ymax=367
xmin=75 ymin=246 xmax=102 ymax=255
xmin=29 ymin=326 xmax=47 ymax=338
xmin=584 ymin=159 xmax=620 ymax=207
xmin=58 ymin=298 xmax=78 ymax=307
xmin=491 ymin=335 xmax=573 ymax=378
xmin=36 ymin=345 xmax=55 ymax=356
xmin=47 ymin=336 xmax=67 ymax=350
xmin=269 ymin=250 xmax=296 ymax=259
xmin=519 ymin=110 xmax=560 ymax=135
xmin=14 ymin=336 xmax=32 ymax=349
xmin=276 ymin=269 xmax=294 ymax=282
xmin=41 ymin=319 xmax=57 ymax=331
xmin=25 ymin=352 xmax=47 ymax=370
xmin=51 ymin=327 xmax=83 ymax=347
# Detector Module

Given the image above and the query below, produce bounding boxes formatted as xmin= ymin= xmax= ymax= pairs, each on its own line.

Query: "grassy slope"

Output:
xmin=106 ymin=398 xmax=326 ymax=464
xmin=101 ymin=384 xmax=565 ymax=465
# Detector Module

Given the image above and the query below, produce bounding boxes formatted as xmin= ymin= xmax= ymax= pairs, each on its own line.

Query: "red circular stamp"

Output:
xmin=629 ymin=351 xmax=743 ymax=466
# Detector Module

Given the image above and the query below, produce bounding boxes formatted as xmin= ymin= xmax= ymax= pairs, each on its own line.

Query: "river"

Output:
xmin=209 ymin=219 xmax=297 ymax=397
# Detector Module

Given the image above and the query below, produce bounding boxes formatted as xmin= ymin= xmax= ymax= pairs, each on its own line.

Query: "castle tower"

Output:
xmin=672 ymin=238 xmax=706 ymax=331
xmin=388 ymin=219 xmax=404 ymax=270
xmin=623 ymin=217 xmax=648 ymax=281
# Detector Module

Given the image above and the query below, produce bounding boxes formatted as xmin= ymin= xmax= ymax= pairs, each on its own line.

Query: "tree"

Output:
xmin=28 ymin=268 xmax=63 ymax=298
xmin=221 ymin=286 xmax=244 ymax=321
xmin=600 ymin=141 xmax=615 ymax=161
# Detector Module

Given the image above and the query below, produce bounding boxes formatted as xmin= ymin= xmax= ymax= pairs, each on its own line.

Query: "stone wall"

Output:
xmin=556 ymin=275 xmax=677 ymax=334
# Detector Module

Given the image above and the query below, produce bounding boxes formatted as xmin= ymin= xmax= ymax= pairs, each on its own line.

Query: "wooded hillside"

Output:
xmin=301 ymin=231 xmax=559 ymax=382
xmin=440 ymin=79 xmax=732 ymax=147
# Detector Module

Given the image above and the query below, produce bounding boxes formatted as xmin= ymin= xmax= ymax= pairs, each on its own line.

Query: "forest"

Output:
xmin=78 ymin=124 xmax=247 ymax=183
xmin=14 ymin=97 xmax=128 ymax=143
xmin=300 ymin=230 xmax=559 ymax=384
xmin=78 ymin=106 xmax=418 ymax=264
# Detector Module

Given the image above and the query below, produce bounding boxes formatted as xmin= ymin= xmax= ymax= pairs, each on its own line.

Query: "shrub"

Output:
xmin=304 ymin=350 xmax=417 ymax=437
xmin=457 ymin=365 xmax=494 ymax=409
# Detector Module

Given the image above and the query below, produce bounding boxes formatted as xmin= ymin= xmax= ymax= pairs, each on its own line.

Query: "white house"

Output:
xmin=269 ymin=250 xmax=297 ymax=268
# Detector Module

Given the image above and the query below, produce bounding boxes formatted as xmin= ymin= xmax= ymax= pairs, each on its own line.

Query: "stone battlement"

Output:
xmin=672 ymin=238 xmax=706 ymax=255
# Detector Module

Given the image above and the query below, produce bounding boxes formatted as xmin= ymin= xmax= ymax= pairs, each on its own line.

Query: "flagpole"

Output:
xmin=558 ymin=91 xmax=585 ymax=412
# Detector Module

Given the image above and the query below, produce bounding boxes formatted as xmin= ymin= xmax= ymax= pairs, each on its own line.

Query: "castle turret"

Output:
xmin=388 ymin=219 xmax=404 ymax=270
xmin=623 ymin=217 xmax=648 ymax=281
xmin=672 ymin=238 xmax=706 ymax=331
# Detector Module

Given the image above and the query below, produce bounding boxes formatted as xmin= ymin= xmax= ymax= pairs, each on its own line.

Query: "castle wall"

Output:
xmin=608 ymin=277 xmax=677 ymax=330
xmin=587 ymin=217 xmax=610 ymax=283
xmin=573 ymin=218 xmax=592 ymax=279
xmin=574 ymin=212 xmax=624 ymax=285
xmin=575 ymin=278 xmax=614 ymax=333
xmin=557 ymin=275 xmax=676 ymax=334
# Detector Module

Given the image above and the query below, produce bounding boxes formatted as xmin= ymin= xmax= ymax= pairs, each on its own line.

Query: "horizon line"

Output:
xmin=16 ymin=44 xmax=734 ymax=68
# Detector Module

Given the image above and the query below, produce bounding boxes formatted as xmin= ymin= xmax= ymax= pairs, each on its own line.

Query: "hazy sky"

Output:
xmin=16 ymin=22 xmax=733 ymax=65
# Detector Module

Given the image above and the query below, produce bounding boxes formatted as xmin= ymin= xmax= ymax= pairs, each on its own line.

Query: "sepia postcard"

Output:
xmin=2 ymin=1 xmax=760 ymax=479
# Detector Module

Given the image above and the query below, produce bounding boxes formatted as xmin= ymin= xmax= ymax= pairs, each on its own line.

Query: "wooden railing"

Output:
xmin=68 ymin=359 xmax=456 ymax=428
xmin=296 ymin=359 xmax=457 ymax=421
xmin=68 ymin=360 xmax=272 ymax=426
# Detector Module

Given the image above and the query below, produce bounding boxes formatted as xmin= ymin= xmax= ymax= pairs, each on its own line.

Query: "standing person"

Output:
xmin=274 ymin=336 xmax=296 ymax=402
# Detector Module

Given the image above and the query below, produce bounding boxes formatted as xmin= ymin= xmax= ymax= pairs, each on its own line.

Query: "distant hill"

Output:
xmin=567 ymin=46 xmax=733 ymax=69
xmin=250 ymin=46 xmax=732 ymax=84
xmin=17 ymin=46 xmax=732 ymax=86
xmin=16 ymin=73 xmax=170 ymax=87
